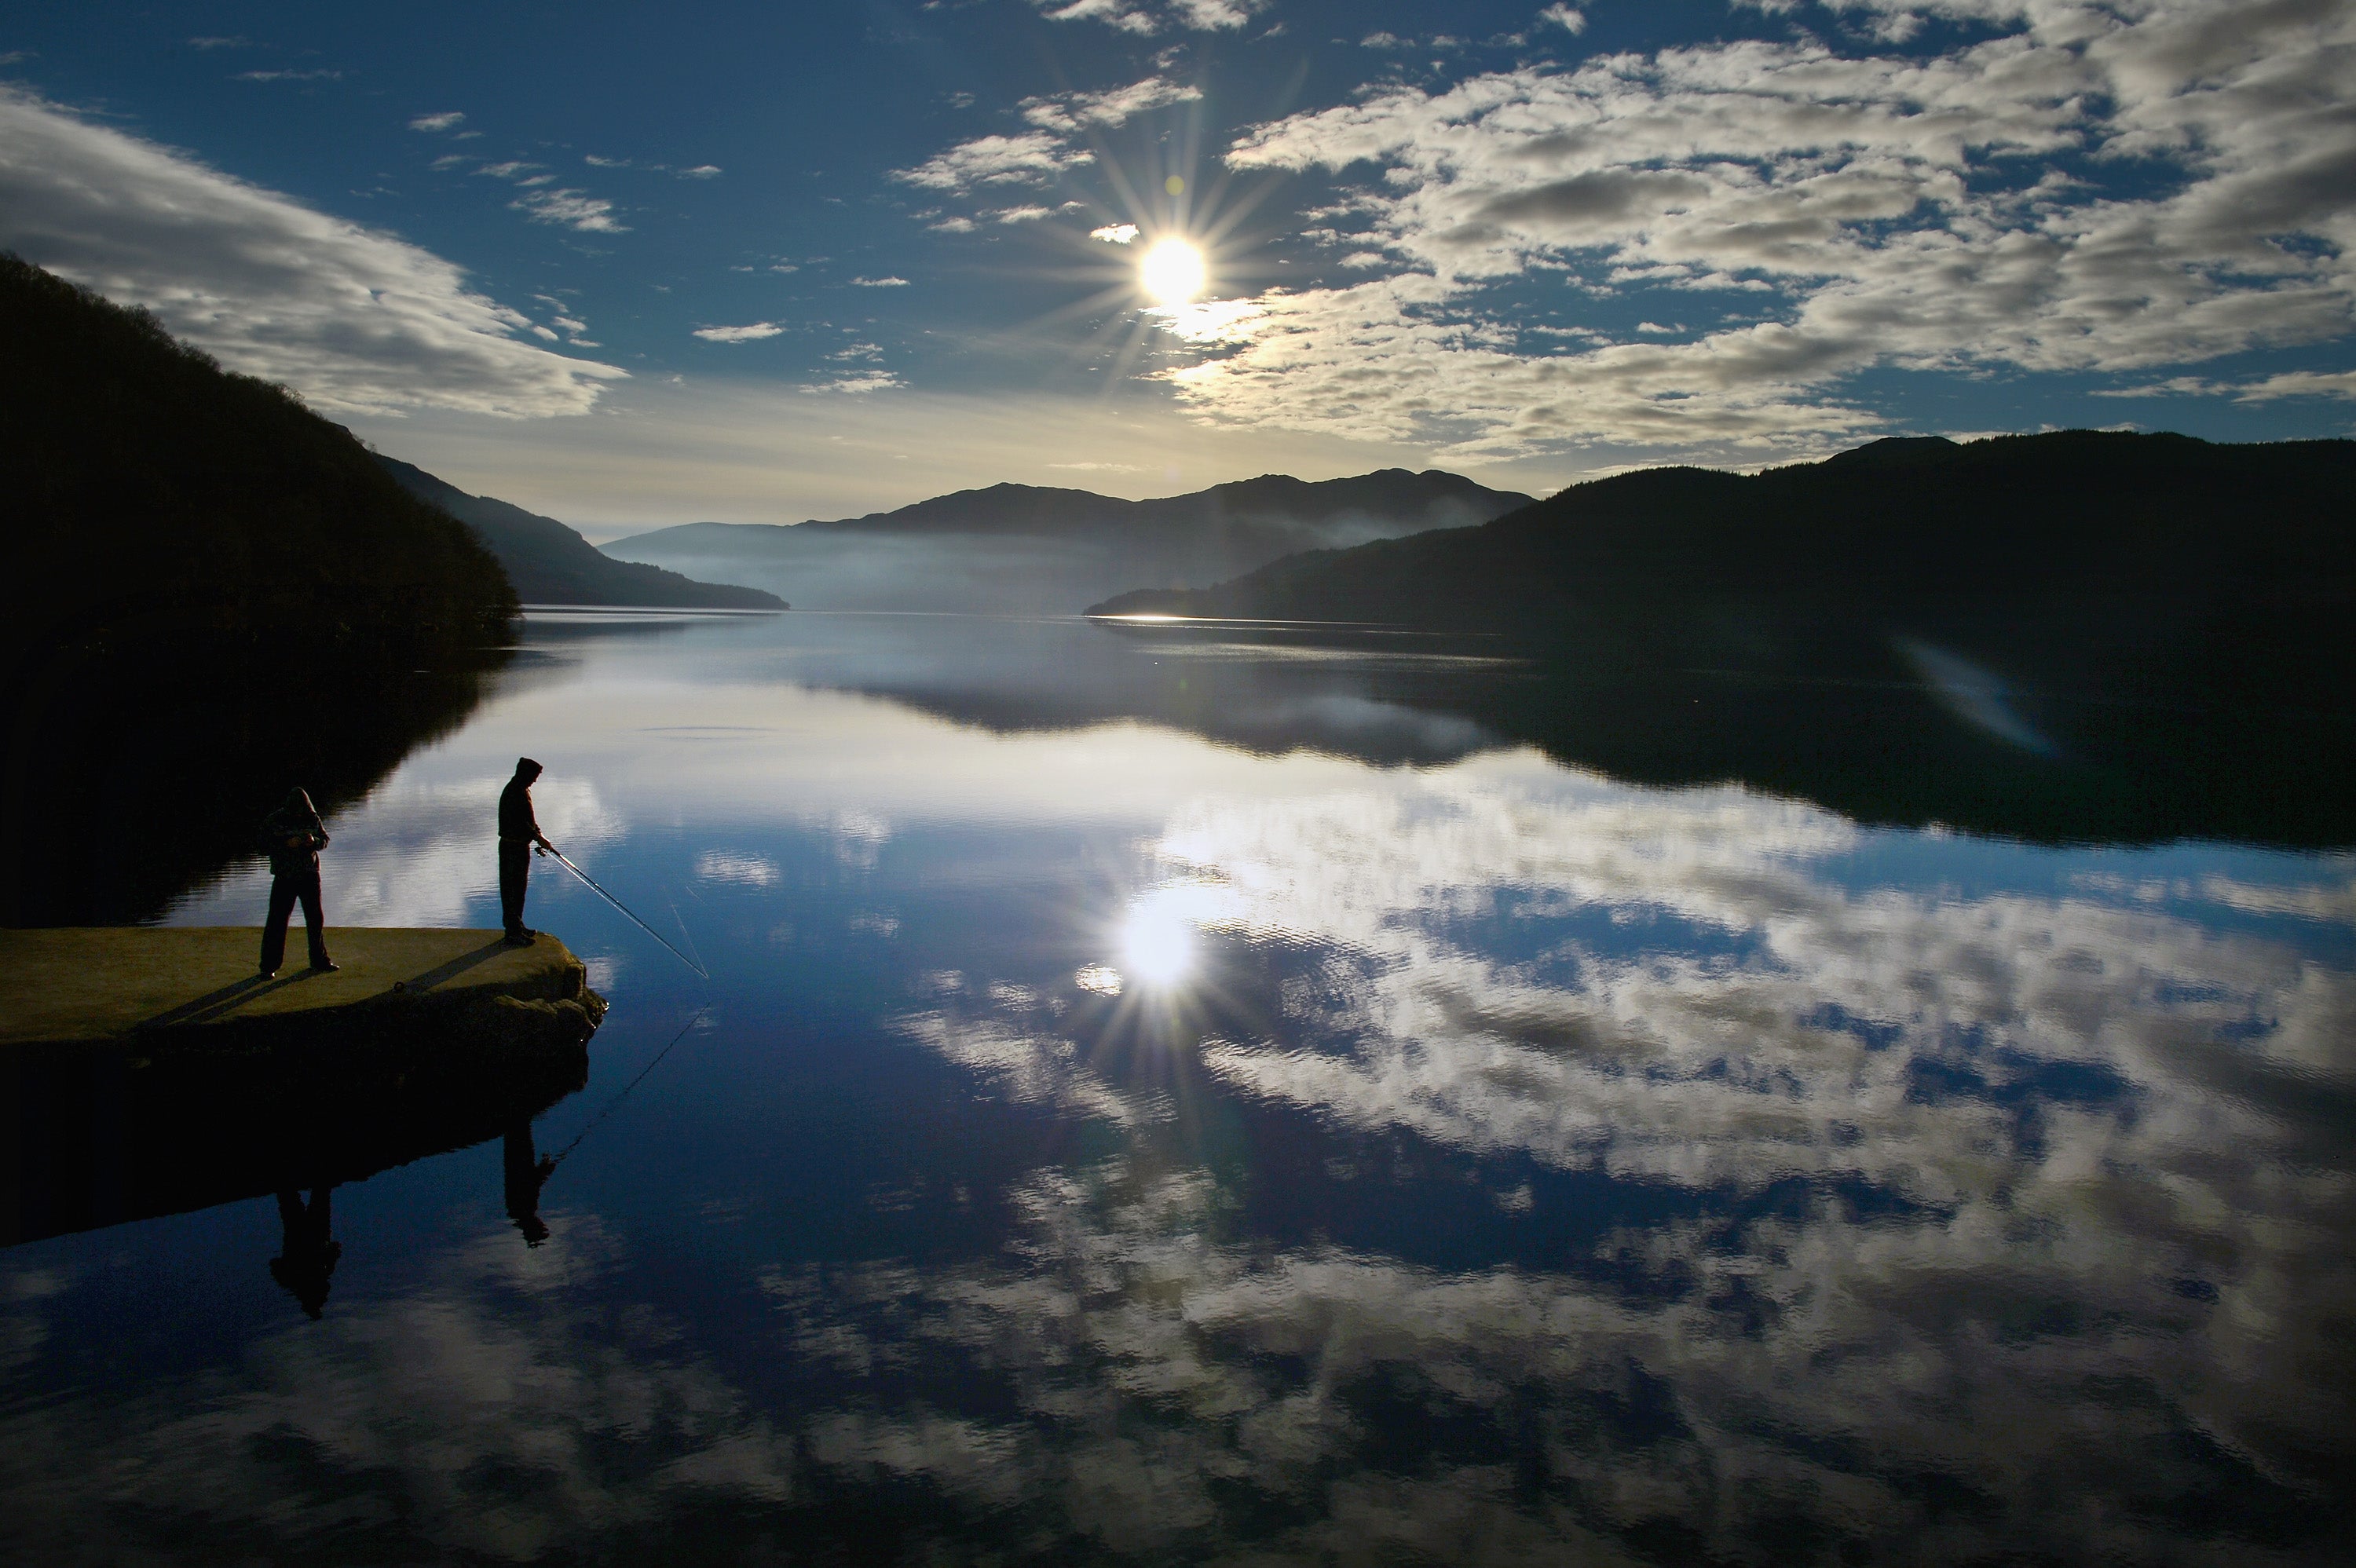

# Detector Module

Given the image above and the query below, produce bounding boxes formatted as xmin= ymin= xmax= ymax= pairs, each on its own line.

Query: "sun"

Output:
xmin=1138 ymin=238 xmax=1207 ymax=305
xmin=1119 ymin=900 xmax=1196 ymax=989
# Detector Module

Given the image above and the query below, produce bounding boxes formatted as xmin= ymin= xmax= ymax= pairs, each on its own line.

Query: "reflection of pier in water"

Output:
xmin=0 ymin=1029 xmax=588 ymax=1310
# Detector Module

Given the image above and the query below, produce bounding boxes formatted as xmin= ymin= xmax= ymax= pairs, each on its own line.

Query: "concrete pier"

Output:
xmin=0 ymin=928 xmax=609 ymax=1251
xmin=0 ymin=927 xmax=605 ymax=1053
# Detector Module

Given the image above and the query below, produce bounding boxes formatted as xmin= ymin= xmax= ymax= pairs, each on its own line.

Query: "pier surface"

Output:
xmin=0 ymin=927 xmax=594 ymax=1048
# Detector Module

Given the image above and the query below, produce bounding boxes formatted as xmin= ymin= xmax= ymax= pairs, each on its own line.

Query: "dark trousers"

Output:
xmin=499 ymin=839 xmax=532 ymax=934
xmin=262 ymin=867 xmax=328 ymax=973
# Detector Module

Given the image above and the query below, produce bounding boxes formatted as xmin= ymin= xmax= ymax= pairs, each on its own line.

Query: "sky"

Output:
xmin=4 ymin=0 xmax=2354 ymax=535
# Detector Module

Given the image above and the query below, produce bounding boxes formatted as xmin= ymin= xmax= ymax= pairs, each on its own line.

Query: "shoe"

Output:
xmin=309 ymin=960 xmax=340 ymax=974
xmin=503 ymin=930 xmax=536 ymax=947
xmin=258 ymin=968 xmax=277 ymax=980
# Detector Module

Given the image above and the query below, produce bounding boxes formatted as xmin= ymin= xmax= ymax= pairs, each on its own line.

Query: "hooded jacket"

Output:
xmin=258 ymin=789 xmax=328 ymax=878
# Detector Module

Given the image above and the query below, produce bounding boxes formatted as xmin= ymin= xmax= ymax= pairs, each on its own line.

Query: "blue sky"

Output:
xmin=4 ymin=1 xmax=2354 ymax=532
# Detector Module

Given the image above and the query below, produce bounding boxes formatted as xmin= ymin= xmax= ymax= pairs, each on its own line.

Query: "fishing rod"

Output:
xmin=540 ymin=845 xmax=710 ymax=979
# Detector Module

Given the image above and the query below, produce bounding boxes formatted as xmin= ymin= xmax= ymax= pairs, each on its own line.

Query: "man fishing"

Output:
xmin=498 ymin=756 xmax=557 ymax=945
xmin=258 ymin=787 xmax=337 ymax=978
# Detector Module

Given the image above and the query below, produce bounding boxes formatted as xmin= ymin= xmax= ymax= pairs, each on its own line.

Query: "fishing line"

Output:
xmin=543 ymin=846 xmax=710 ymax=979
xmin=544 ymin=1002 xmax=709 ymax=1168
xmin=664 ymin=890 xmax=710 ymax=982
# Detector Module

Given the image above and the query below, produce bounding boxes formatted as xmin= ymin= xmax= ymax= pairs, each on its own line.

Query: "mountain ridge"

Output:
xmin=1088 ymin=431 xmax=2356 ymax=631
xmin=605 ymin=469 xmax=1530 ymax=550
xmin=601 ymin=468 xmax=1534 ymax=615
xmin=373 ymin=457 xmax=785 ymax=610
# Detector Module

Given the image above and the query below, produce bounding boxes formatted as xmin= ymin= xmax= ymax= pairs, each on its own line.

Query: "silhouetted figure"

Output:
xmin=258 ymin=788 xmax=336 ymax=977
xmin=499 ymin=757 xmax=556 ymax=946
xmin=503 ymin=1120 xmax=558 ymax=1246
xmin=270 ymin=1186 xmax=342 ymax=1318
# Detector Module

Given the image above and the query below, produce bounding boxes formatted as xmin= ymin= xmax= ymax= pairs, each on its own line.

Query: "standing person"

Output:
xmin=269 ymin=1186 xmax=341 ymax=1320
xmin=498 ymin=756 xmax=556 ymax=945
xmin=258 ymin=788 xmax=337 ymax=978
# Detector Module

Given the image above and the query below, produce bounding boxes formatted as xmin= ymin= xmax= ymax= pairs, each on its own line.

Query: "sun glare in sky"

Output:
xmin=1138 ymin=238 xmax=1207 ymax=306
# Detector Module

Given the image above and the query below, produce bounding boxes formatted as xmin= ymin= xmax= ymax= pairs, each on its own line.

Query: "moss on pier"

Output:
xmin=0 ymin=927 xmax=607 ymax=1057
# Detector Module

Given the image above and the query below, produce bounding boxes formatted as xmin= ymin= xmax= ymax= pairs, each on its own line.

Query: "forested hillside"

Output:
xmin=0 ymin=254 xmax=517 ymax=922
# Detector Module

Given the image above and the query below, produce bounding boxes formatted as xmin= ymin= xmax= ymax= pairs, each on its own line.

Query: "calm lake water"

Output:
xmin=5 ymin=610 xmax=2353 ymax=1563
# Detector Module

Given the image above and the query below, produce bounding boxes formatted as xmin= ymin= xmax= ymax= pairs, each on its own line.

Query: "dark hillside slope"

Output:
xmin=0 ymin=254 xmax=515 ymax=923
xmin=1095 ymin=433 xmax=2353 ymax=684
xmin=1091 ymin=433 xmax=2356 ymax=842
xmin=1 ymin=255 xmax=515 ymax=663
xmin=375 ymin=457 xmax=784 ymax=609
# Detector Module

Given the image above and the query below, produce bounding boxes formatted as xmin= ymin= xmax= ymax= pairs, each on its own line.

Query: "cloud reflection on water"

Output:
xmin=25 ymin=615 xmax=2347 ymax=1562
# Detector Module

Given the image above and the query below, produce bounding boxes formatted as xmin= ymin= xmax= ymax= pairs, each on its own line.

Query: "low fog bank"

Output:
xmin=601 ymin=472 xmax=1531 ymax=614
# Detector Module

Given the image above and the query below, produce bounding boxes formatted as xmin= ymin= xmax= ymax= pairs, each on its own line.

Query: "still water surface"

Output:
xmin=5 ymin=611 xmax=2353 ymax=1563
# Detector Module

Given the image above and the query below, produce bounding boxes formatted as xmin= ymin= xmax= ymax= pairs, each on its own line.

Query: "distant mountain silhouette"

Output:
xmin=0 ymin=253 xmax=523 ymax=923
xmin=1090 ymin=433 xmax=2354 ymax=682
xmin=1087 ymin=433 xmax=2356 ymax=843
xmin=375 ymin=456 xmax=786 ymax=610
xmin=602 ymin=470 xmax=1533 ymax=613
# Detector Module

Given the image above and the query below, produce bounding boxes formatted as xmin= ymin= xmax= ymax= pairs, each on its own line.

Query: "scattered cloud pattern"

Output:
xmin=5 ymin=748 xmax=2347 ymax=1560
xmin=510 ymin=188 xmax=625 ymax=232
xmin=1151 ymin=0 xmax=2356 ymax=461
xmin=0 ymin=88 xmax=623 ymax=417
xmin=898 ymin=75 xmax=1198 ymax=201
xmin=1030 ymin=0 xmax=1266 ymax=35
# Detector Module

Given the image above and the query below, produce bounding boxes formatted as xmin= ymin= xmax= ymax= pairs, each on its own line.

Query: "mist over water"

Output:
xmin=600 ymin=482 xmax=1519 ymax=616
xmin=5 ymin=612 xmax=2351 ymax=1563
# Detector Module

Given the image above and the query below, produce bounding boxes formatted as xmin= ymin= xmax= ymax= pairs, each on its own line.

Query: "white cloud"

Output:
xmin=1030 ymin=0 xmax=1264 ymax=34
xmin=236 ymin=68 xmax=341 ymax=82
xmin=994 ymin=205 xmax=1052 ymax=224
xmin=905 ymin=75 xmax=1200 ymax=215
xmin=1537 ymin=3 xmax=1586 ymax=34
xmin=850 ymin=275 xmax=909 ymax=287
xmin=1149 ymin=0 xmax=2356 ymax=461
xmin=695 ymin=850 xmax=780 ymax=885
xmin=1019 ymin=75 xmax=1202 ymax=133
xmin=1090 ymin=222 xmax=1141 ymax=244
xmin=693 ymin=321 xmax=785 ymax=342
xmin=510 ymin=187 xmax=626 ymax=232
xmin=2230 ymin=369 xmax=2356 ymax=401
xmin=803 ymin=371 xmax=905 ymax=394
xmin=893 ymin=130 xmax=1094 ymax=193
xmin=0 ymin=87 xmax=623 ymax=418
xmin=679 ymin=163 xmax=722 ymax=178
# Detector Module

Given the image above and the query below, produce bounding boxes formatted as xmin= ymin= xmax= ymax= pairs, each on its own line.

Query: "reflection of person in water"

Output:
xmin=258 ymin=788 xmax=337 ymax=978
xmin=270 ymin=1186 xmax=342 ymax=1319
xmin=504 ymin=1120 xmax=558 ymax=1246
xmin=498 ymin=758 xmax=557 ymax=947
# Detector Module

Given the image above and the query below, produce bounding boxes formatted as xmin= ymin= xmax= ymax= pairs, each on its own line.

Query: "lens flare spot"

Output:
xmin=1119 ymin=903 xmax=1196 ymax=989
xmin=1140 ymin=238 xmax=1206 ymax=305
